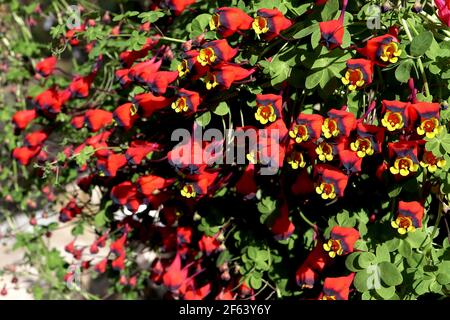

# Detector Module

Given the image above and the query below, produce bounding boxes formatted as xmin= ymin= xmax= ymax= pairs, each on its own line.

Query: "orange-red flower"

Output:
xmin=388 ymin=141 xmax=419 ymax=177
xmin=171 ymin=88 xmax=201 ymax=113
xmin=322 ymin=109 xmax=356 ymax=138
xmin=254 ymin=94 xmax=283 ymax=125
xmin=35 ymin=56 xmax=57 ymax=77
xmin=210 ymin=7 xmax=253 ymax=37
xmin=252 ymin=8 xmax=292 ymax=41
xmin=314 ymin=164 xmax=349 ymax=200
xmin=113 ymin=102 xmax=138 ymax=130
xmin=270 ymin=202 xmax=295 ymax=240
xmin=296 ymin=241 xmax=331 ymax=288
xmin=411 ymin=102 xmax=442 ymax=138
xmin=358 ymin=34 xmax=402 ymax=66
xmin=197 ymin=39 xmax=238 ymax=67
xmin=204 ymin=62 xmax=254 ymax=90
xmin=320 ymin=274 xmax=355 ymax=300
xmin=381 ymin=100 xmax=416 ymax=132
xmin=350 ymin=122 xmax=385 ymax=158
xmin=12 ymin=109 xmax=37 ymax=131
xmin=391 ymin=201 xmax=424 ymax=234
xmin=341 ymin=59 xmax=374 ymax=91
xmin=84 ymin=109 xmax=113 ymax=132
xmin=323 ymin=226 xmax=360 ymax=258
xmin=133 ymin=92 xmax=173 ymax=117
xmin=289 ymin=113 xmax=324 ymax=143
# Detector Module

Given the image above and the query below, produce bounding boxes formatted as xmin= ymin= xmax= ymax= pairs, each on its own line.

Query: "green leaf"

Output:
xmin=305 ymin=68 xmax=326 ymax=89
xmin=321 ymin=0 xmax=339 ymax=21
xmin=354 ymin=270 xmax=370 ymax=292
xmin=410 ymin=31 xmax=434 ymax=57
xmin=376 ymin=244 xmax=390 ymax=262
xmin=138 ymin=11 xmax=165 ymax=23
xmin=399 ymin=240 xmax=412 ymax=258
xmin=358 ymin=252 xmax=377 ymax=269
xmin=378 ymin=261 xmax=403 ymax=287
xmin=190 ymin=14 xmax=212 ymax=38
xmin=346 ymin=252 xmax=363 ymax=272
xmin=406 ymin=230 xmax=429 ymax=249
xmin=375 ymin=286 xmax=395 ymax=299
xmin=395 ymin=59 xmax=414 ymax=83
xmin=195 ymin=111 xmax=211 ymax=127
xmin=213 ymin=101 xmax=230 ymax=116
xmin=94 ymin=210 xmax=108 ymax=228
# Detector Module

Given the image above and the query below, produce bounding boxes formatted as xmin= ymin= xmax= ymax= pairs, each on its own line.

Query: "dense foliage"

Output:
xmin=1 ymin=0 xmax=450 ymax=300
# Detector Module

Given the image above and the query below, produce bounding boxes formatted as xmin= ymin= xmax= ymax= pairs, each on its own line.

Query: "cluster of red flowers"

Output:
xmin=9 ymin=0 xmax=446 ymax=300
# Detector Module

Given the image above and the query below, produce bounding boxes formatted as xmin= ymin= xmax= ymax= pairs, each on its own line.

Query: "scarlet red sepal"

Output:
xmin=198 ymin=235 xmax=221 ymax=255
xmin=319 ymin=19 xmax=344 ymax=50
xmin=115 ymin=68 xmax=132 ymax=88
xmin=339 ymin=150 xmax=362 ymax=174
xmin=84 ymin=109 xmax=113 ymax=132
xmin=162 ymin=254 xmax=189 ymax=291
xmin=391 ymin=201 xmax=424 ymax=234
xmin=133 ymin=92 xmax=173 ymax=117
xmin=125 ymin=140 xmax=160 ymax=165
xmin=165 ymin=0 xmax=196 ymax=16
xmin=314 ymin=164 xmax=349 ymax=199
xmin=34 ymin=87 xmax=69 ymax=116
xmin=295 ymin=241 xmax=331 ymax=289
xmin=12 ymin=146 xmax=41 ymax=166
xmin=119 ymin=38 xmax=158 ymax=67
xmin=97 ymin=153 xmax=127 ymax=177
xmin=210 ymin=7 xmax=253 ymax=38
xmin=197 ymin=39 xmax=238 ymax=66
xmin=270 ymin=202 xmax=295 ymax=240
xmin=254 ymin=93 xmax=283 ymax=125
xmin=357 ymin=34 xmax=401 ymax=66
xmin=204 ymin=62 xmax=254 ymax=90
xmin=24 ymin=130 xmax=48 ymax=148
xmin=235 ymin=163 xmax=258 ymax=197
xmin=137 ymin=175 xmax=175 ymax=198
xmin=113 ymin=102 xmax=138 ymax=130
xmin=35 ymin=56 xmax=57 ymax=77
xmin=320 ymin=273 xmax=355 ymax=300
xmin=59 ymin=199 xmax=82 ymax=222
xmin=12 ymin=109 xmax=37 ymax=131
xmin=172 ymin=88 xmax=201 ymax=113
xmin=253 ymin=8 xmax=292 ymax=41
xmin=387 ymin=141 xmax=420 ymax=177
xmin=322 ymin=109 xmax=356 ymax=138
xmin=68 ymin=73 xmax=96 ymax=99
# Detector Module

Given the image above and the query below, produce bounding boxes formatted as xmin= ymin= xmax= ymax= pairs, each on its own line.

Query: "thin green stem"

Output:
xmin=299 ymin=210 xmax=319 ymax=230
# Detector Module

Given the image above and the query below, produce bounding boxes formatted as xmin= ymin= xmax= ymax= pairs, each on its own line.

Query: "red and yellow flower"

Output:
xmin=381 ymin=100 xmax=415 ymax=132
xmin=289 ymin=113 xmax=324 ymax=143
xmin=204 ymin=63 xmax=254 ymax=90
xmin=319 ymin=19 xmax=344 ymax=50
xmin=388 ymin=141 xmax=420 ymax=177
xmin=412 ymin=102 xmax=442 ymax=138
xmin=197 ymin=39 xmax=238 ymax=67
xmin=341 ymin=59 xmax=374 ymax=91
xmin=314 ymin=164 xmax=349 ymax=200
xmin=252 ymin=8 xmax=292 ymax=41
xmin=350 ymin=123 xmax=385 ymax=158
xmin=296 ymin=242 xmax=331 ymax=289
xmin=321 ymin=109 xmax=356 ymax=139
xmin=420 ymin=150 xmax=446 ymax=172
xmin=171 ymin=89 xmax=201 ymax=113
xmin=323 ymin=226 xmax=360 ymax=258
xmin=391 ymin=201 xmax=424 ymax=234
xmin=358 ymin=34 xmax=402 ymax=66
xmin=254 ymin=94 xmax=283 ymax=125
xmin=210 ymin=7 xmax=253 ymax=38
